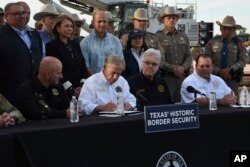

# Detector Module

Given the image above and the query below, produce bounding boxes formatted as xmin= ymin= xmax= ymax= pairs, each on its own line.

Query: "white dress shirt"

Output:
xmin=79 ymin=71 xmax=136 ymax=114
xmin=181 ymin=72 xmax=232 ymax=103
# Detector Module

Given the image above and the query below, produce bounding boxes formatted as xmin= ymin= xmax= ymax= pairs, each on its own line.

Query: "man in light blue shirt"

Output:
xmin=80 ymin=10 xmax=123 ymax=75
xmin=79 ymin=55 xmax=136 ymax=115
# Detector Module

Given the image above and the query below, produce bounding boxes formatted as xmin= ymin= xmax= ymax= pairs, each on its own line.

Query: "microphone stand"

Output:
xmin=194 ymin=92 xmax=197 ymax=103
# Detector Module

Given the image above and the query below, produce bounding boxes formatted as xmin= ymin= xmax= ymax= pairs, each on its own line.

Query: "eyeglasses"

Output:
xmin=143 ymin=61 xmax=159 ymax=67
xmin=165 ymin=16 xmax=177 ymax=20
xmin=6 ymin=11 xmax=25 ymax=17
xmin=222 ymin=26 xmax=234 ymax=31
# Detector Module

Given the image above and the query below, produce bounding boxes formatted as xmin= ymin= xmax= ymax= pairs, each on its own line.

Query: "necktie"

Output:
xmin=220 ymin=38 xmax=228 ymax=69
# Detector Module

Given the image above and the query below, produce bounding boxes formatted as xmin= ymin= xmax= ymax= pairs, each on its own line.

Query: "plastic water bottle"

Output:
xmin=70 ymin=96 xmax=79 ymax=123
xmin=116 ymin=92 xmax=124 ymax=116
xmin=240 ymin=86 xmax=249 ymax=106
xmin=209 ymin=92 xmax=217 ymax=111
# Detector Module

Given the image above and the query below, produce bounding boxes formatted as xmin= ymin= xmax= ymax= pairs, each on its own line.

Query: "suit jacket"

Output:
xmin=46 ymin=39 xmax=89 ymax=88
xmin=0 ymin=24 xmax=43 ymax=105
xmin=122 ymin=49 xmax=140 ymax=79
xmin=128 ymin=72 xmax=173 ymax=111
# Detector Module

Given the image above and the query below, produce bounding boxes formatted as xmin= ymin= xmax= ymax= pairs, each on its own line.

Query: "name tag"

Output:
xmin=144 ymin=103 xmax=199 ymax=133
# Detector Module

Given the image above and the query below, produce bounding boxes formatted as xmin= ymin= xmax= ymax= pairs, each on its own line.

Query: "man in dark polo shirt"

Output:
xmin=17 ymin=57 xmax=70 ymax=120
xmin=128 ymin=48 xmax=173 ymax=111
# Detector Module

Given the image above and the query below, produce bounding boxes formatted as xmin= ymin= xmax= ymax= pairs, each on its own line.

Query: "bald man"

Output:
xmin=80 ymin=10 xmax=123 ymax=75
xmin=17 ymin=57 xmax=70 ymax=120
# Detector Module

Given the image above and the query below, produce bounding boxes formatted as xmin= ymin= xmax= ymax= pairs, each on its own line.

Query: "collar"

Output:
xmin=11 ymin=25 xmax=27 ymax=36
xmin=32 ymin=76 xmax=47 ymax=92
xmin=194 ymin=71 xmax=212 ymax=83
xmin=163 ymin=28 xmax=177 ymax=35
xmin=100 ymin=70 xmax=109 ymax=84
xmin=141 ymin=72 xmax=157 ymax=84
xmin=92 ymin=31 xmax=108 ymax=39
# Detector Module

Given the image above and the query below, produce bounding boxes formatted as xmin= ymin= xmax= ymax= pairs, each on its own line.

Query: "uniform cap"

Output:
xmin=128 ymin=29 xmax=144 ymax=39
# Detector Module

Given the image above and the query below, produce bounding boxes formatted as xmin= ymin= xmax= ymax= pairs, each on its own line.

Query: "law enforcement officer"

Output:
xmin=190 ymin=43 xmax=205 ymax=71
xmin=16 ymin=57 xmax=70 ymax=120
xmin=128 ymin=48 xmax=173 ymax=111
xmin=121 ymin=8 xmax=162 ymax=50
xmin=156 ymin=6 xmax=192 ymax=102
xmin=205 ymin=16 xmax=248 ymax=96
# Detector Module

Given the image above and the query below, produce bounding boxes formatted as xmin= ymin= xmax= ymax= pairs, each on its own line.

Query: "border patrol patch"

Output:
xmin=156 ymin=151 xmax=187 ymax=167
xmin=52 ymin=88 xmax=59 ymax=96
xmin=158 ymin=85 xmax=165 ymax=93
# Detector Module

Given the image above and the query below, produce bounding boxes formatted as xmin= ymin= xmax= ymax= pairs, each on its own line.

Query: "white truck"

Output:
xmin=39 ymin=0 xmax=201 ymax=46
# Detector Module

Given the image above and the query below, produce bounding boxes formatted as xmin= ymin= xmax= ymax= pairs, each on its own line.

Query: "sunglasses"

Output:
xmin=222 ymin=26 xmax=234 ymax=31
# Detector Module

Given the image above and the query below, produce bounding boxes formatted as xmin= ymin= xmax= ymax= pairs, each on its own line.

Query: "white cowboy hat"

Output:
xmin=129 ymin=8 xmax=148 ymax=21
xmin=105 ymin=11 xmax=114 ymax=22
xmin=71 ymin=13 xmax=86 ymax=26
xmin=216 ymin=16 xmax=242 ymax=29
xmin=158 ymin=6 xmax=180 ymax=23
xmin=33 ymin=3 xmax=59 ymax=21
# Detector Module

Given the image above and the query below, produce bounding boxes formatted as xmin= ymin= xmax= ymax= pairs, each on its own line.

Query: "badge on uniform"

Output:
xmin=52 ymin=88 xmax=59 ymax=96
xmin=180 ymin=37 xmax=184 ymax=41
xmin=158 ymin=85 xmax=165 ymax=93
xmin=212 ymin=81 xmax=219 ymax=89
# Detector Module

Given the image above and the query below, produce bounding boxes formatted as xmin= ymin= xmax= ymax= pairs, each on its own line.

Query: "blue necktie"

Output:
xmin=220 ymin=39 xmax=228 ymax=69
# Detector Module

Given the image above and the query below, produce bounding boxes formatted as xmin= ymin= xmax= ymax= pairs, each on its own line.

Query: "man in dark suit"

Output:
xmin=128 ymin=48 xmax=173 ymax=111
xmin=0 ymin=3 xmax=43 ymax=105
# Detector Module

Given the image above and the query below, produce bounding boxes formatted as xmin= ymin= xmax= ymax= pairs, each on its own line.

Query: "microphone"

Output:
xmin=63 ymin=81 xmax=72 ymax=90
xmin=135 ymin=92 xmax=149 ymax=105
xmin=186 ymin=86 xmax=206 ymax=96
xmin=35 ymin=93 xmax=52 ymax=117
xmin=115 ymin=86 xmax=122 ymax=93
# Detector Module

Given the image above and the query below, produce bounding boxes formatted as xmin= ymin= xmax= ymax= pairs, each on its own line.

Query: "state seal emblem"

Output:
xmin=156 ymin=151 xmax=187 ymax=167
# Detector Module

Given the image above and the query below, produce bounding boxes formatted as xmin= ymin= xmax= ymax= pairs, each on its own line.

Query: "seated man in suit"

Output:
xmin=79 ymin=55 xmax=136 ymax=115
xmin=128 ymin=48 xmax=173 ymax=111
xmin=181 ymin=54 xmax=237 ymax=105
xmin=17 ymin=57 xmax=70 ymax=120
xmin=0 ymin=94 xmax=26 ymax=127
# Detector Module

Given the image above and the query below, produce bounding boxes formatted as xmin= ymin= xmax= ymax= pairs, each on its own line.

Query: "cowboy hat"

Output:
xmin=71 ymin=13 xmax=86 ymax=26
xmin=129 ymin=8 xmax=148 ymax=21
xmin=105 ymin=11 xmax=114 ymax=22
xmin=0 ymin=7 xmax=3 ymax=15
xmin=33 ymin=3 xmax=59 ymax=21
xmin=216 ymin=16 xmax=242 ymax=29
xmin=158 ymin=6 xmax=180 ymax=23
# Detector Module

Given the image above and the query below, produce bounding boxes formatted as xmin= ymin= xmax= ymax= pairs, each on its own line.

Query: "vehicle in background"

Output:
xmin=39 ymin=0 xmax=209 ymax=47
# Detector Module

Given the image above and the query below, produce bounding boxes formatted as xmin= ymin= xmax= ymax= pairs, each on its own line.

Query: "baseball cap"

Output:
xmin=128 ymin=29 xmax=144 ymax=39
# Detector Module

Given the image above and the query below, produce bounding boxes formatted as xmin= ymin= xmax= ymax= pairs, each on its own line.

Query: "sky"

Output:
xmin=0 ymin=0 xmax=249 ymax=36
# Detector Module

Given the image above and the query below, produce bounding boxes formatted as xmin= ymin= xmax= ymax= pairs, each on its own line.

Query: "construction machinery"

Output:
xmin=39 ymin=0 xmax=204 ymax=46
